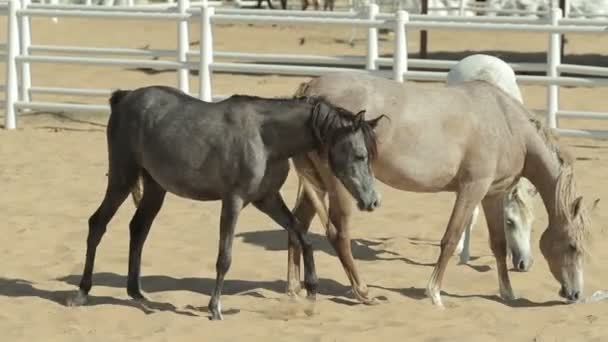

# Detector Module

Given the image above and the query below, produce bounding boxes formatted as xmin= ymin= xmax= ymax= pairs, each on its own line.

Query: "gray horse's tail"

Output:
xmin=109 ymin=89 xmax=131 ymax=107
xmin=107 ymin=89 xmax=143 ymax=207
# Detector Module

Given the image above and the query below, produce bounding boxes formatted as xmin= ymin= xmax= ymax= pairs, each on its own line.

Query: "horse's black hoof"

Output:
xmin=128 ymin=290 xmax=147 ymax=301
xmin=66 ymin=290 xmax=88 ymax=307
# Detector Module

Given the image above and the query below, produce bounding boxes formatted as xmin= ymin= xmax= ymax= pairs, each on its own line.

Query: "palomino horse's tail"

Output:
xmin=108 ymin=89 xmax=143 ymax=207
xmin=291 ymin=79 xmax=335 ymax=236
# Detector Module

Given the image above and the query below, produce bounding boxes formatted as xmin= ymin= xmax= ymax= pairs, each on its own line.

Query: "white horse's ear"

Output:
xmin=507 ymin=184 xmax=518 ymax=201
xmin=589 ymin=198 xmax=600 ymax=213
xmin=572 ymin=196 xmax=584 ymax=218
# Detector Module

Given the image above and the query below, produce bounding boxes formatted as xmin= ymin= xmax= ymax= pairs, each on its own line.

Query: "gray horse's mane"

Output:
xmin=227 ymin=94 xmax=379 ymax=160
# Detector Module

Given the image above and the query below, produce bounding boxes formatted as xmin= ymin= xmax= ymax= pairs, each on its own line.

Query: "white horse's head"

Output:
xmin=504 ymin=178 xmax=537 ymax=272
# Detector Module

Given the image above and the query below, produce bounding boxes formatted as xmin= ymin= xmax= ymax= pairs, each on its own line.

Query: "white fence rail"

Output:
xmin=2 ymin=0 xmax=608 ymax=138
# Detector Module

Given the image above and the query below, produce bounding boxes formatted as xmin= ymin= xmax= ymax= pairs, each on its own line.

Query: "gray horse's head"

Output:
xmin=310 ymin=100 xmax=385 ymax=212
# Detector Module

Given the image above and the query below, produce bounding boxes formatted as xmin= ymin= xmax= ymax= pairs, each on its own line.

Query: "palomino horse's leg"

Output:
xmin=126 ymin=173 xmax=166 ymax=300
xmin=255 ymin=192 xmax=319 ymax=299
xmin=327 ymin=191 xmax=377 ymax=304
xmin=68 ymin=168 xmax=137 ymax=306
xmin=482 ymin=194 xmax=515 ymax=301
xmin=426 ymin=180 xmax=491 ymax=307
xmin=457 ymin=206 xmax=480 ymax=265
xmin=287 ymin=191 xmax=320 ymax=296
xmin=209 ymin=195 xmax=244 ymax=321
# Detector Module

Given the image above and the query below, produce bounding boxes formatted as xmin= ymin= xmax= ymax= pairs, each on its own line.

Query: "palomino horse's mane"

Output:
xmin=527 ymin=114 xmax=590 ymax=249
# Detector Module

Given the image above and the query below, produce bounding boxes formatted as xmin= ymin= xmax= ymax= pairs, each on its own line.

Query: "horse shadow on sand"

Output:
xmin=367 ymin=284 xmax=566 ymax=308
xmin=236 ymin=229 xmax=491 ymax=273
xmin=0 ymin=271 xmax=355 ymax=317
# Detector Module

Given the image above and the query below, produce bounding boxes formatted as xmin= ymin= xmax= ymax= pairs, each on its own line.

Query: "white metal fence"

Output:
xmin=2 ymin=0 xmax=608 ymax=137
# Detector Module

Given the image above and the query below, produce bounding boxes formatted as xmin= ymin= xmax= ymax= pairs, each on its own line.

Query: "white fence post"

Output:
xmin=547 ymin=7 xmax=562 ymax=129
xmin=366 ymin=3 xmax=378 ymax=71
xmin=177 ymin=0 xmax=190 ymax=94
xmin=393 ymin=10 xmax=408 ymax=82
xmin=199 ymin=5 xmax=214 ymax=102
xmin=19 ymin=0 xmax=32 ymax=107
xmin=5 ymin=0 xmax=19 ymax=129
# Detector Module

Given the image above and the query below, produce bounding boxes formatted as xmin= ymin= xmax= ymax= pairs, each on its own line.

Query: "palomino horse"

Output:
xmin=67 ymin=86 xmax=383 ymax=320
xmin=447 ymin=54 xmax=537 ymax=270
xmin=288 ymin=72 xmax=590 ymax=307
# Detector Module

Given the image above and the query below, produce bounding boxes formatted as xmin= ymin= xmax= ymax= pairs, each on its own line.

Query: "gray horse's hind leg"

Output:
xmin=208 ymin=195 xmax=244 ymax=320
xmin=254 ymin=192 xmax=318 ymax=299
xmin=68 ymin=165 xmax=138 ymax=306
xmin=127 ymin=173 xmax=166 ymax=300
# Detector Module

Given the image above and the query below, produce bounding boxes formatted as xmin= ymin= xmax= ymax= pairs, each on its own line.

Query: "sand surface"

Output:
xmin=1 ymin=12 xmax=608 ymax=342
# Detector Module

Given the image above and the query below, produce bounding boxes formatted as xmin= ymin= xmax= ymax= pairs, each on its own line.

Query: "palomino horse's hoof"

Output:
xmin=362 ymin=296 xmax=381 ymax=305
xmin=66 ymin=290 xmax=88 ymax=307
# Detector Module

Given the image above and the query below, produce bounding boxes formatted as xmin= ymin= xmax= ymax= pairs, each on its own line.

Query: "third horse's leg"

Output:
xmin=458 ymin=206 xmax=480 ymax=264
xmin=482 ymin=194 xmax=515 ymax=301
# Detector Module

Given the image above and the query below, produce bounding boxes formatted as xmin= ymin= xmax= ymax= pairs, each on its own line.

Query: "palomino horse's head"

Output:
xmin=504 ymin=178 xmax=537 ymax=272
xmin=309 ymin=98 xmax=386 ymax=211
xmin=539 ymin=166 xmax=590 ymax=302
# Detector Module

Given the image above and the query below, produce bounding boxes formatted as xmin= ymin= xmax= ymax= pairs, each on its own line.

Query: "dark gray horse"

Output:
xmin=68 ymin=85 xmax=383 ymax=320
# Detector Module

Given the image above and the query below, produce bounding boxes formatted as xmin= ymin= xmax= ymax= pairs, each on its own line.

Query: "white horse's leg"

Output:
xmin=457 ymin=205 xmax=479 ymax=264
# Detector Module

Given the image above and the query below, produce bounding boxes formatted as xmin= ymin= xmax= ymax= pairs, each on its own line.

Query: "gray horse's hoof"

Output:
xmin=66 ymin=290 xmax=88 ymax=307
xmin=128 ymin=289 xmax=148 ymax=302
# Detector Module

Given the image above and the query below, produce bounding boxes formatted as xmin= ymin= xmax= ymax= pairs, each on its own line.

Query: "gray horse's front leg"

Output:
xmin=254 ymin=192 xmax=318 ymax=299
xmin=208 ymin=196 xmax=244 ymax=320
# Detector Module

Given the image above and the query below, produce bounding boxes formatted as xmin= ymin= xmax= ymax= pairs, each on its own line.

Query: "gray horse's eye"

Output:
xmin=569 ymin=243 xmax=577 ymax=252
xmin=506 ymin=218 xmax=515 ymax=228
xmin=355 ymin=154 xmax=366 ymax=161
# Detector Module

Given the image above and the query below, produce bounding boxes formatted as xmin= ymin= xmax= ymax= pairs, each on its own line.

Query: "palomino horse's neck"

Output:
xmin=522 ymin=129 xmax=569 ymax=225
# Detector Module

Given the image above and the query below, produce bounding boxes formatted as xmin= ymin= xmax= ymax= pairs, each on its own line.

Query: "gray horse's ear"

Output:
xmin=354 ymin=110 xmax=366 ymax=129
xmin=572 ymin=196 xmax=584 ymax=218
xmin=366 ymin=114 xmax=388 ymax=130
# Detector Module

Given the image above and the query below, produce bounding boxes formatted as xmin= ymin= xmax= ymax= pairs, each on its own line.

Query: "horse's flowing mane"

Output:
xmin=299 ymin=95 xmax=380 ymax=161
xmin=527 ymin=113 xmax=590 ymax=248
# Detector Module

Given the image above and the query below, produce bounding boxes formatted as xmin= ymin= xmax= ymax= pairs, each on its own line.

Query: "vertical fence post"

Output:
xmin=393 ymin=10 xmax=408 ymax=82
xmin=19 ymin=0 xmax=31 ymax=108
xmin=199 ymin=5 xmax=214 ymax=102
xmin=177 ymin=0 xmax=190 ymax=94
xmin=366 ymin=3 xmax=379 ymax=71
xmin=5 ymin=0 xmax=19 ymax=129
xmin=546 ymin=7 xmax=562 ymax=129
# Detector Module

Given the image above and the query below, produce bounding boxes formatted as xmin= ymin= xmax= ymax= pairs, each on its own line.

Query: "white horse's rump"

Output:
xmin=448 ymin=54 xmax=537 ymax=271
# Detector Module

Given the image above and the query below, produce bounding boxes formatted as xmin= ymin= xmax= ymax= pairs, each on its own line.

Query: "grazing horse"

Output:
xmin=67 ymin=86 xmax=383 ymax=320
xmin=447 ymin=54 xmax=537 ymax=271
xmin=288 ymin=72 xmax=591 ymax=307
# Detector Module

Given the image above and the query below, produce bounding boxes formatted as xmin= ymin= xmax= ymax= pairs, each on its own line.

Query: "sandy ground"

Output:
xmin=2 ymin=12 xmax=608 ymax=342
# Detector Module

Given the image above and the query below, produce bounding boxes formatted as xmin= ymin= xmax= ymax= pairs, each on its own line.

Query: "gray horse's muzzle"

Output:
xmin=357 ymin=191 xmax=381 ymax=212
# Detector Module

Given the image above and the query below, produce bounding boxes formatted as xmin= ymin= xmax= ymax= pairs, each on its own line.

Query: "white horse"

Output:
xmin=447 ymin=54 xmax=537 ymax=271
